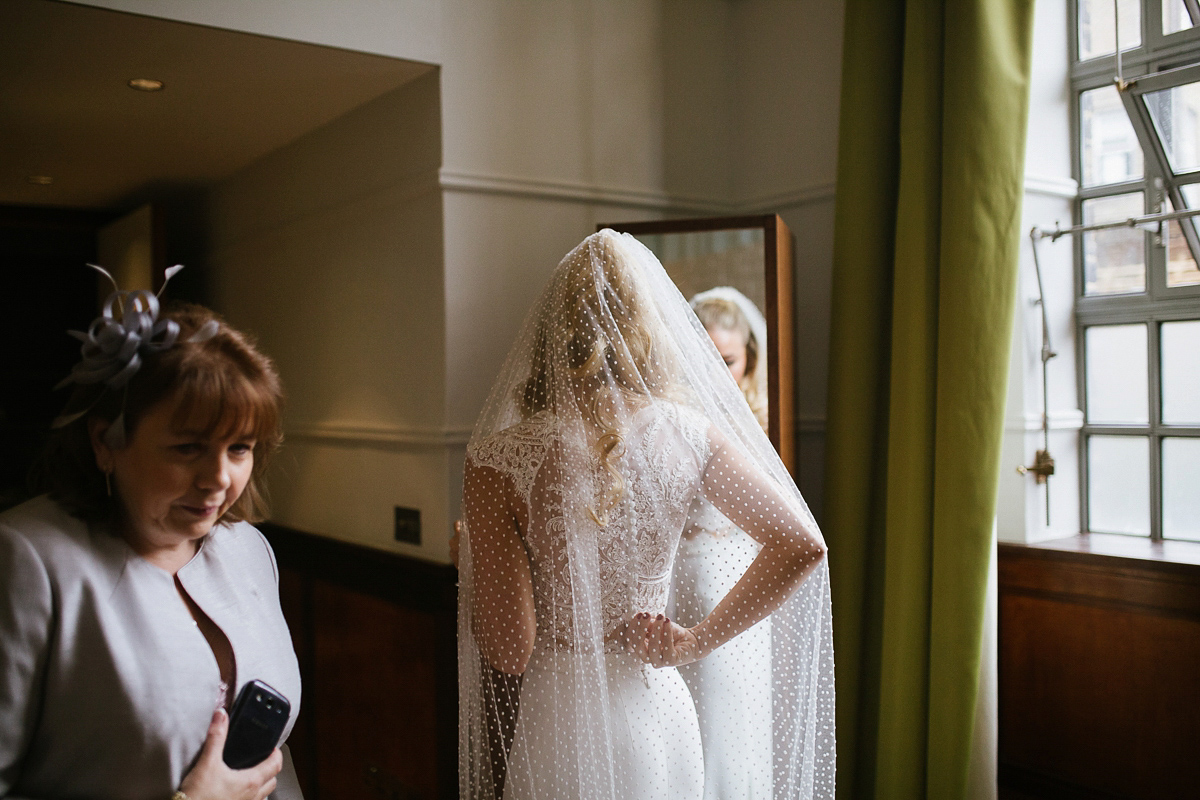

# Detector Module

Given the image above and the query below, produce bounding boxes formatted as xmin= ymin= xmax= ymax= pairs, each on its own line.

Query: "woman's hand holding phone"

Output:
xmin=179 ymin=709 xmax=282 ymax=800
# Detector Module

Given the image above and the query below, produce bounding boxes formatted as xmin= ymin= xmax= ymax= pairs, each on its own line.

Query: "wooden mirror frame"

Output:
xmin=598 ymin=214 xmax=795 ymax=476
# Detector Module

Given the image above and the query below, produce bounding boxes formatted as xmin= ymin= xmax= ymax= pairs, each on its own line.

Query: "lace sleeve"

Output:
xmin=466 ymin=413 xmax=557 ymax=506
xmin=656 ymin=402 xmax=711 ymax=468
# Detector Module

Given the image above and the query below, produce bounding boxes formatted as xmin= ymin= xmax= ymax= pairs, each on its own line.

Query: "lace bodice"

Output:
xmin=467 ymin=402 xmax=711 ymax=649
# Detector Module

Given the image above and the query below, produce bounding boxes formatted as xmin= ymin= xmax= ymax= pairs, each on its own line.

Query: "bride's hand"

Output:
xmin=624 ymin=613 xmax=702 ymax=668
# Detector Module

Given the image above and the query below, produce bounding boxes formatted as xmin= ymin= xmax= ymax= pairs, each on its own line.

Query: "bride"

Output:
xmin=457 ymin=229 xmax=834 ymax=800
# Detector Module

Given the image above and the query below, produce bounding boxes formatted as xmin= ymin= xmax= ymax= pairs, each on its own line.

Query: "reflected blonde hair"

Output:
xmin=691 ymin=295 xmax=765 ymax=423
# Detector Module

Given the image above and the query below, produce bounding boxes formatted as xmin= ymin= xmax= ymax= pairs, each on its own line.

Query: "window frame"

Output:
xmin=1070 ymin=0 xmax=1200 ymax=542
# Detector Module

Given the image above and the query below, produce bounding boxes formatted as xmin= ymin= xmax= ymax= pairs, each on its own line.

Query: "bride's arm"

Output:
xmin=463 ymin=458 xmax=537 ymax=675
xmin=630 ymin=428 xmax=826 ymax=667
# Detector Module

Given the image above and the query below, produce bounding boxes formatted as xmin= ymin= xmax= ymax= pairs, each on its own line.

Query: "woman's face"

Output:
xmin=707 ymin=326 xmax=749 ymax=383
xmin=95 ymin=394 xmax=256 ymax=555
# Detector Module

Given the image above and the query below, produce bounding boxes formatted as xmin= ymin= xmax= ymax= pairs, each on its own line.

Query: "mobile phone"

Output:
xmin=222 ymin=679 xmax=291 ymax=769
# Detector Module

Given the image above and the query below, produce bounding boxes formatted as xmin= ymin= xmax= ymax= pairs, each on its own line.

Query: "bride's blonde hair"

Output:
xmin=519 ymin=231 xmax=681 ymax=524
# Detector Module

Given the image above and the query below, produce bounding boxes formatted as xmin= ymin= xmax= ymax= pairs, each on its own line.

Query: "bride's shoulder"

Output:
xmin=504 ymin=409 xmax=560 ymax=440
xmin=467 ymin=412 xmax=559 ymax=502
xmin=467 ymin=411 xmax=558 ymax=465
xmin=643 ymin=399 xmax=712 ymax=459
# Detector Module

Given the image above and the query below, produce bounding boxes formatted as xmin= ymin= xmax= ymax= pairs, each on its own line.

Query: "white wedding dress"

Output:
xmin=673 ymin=499 xmax=773 ymax=800
xmin=676 ymin=286 xmax=775 ymax=799
xmin=469 ymin=403 xmax=711 ymax=800
xmin=457 ymin=230 xmax=835 ymax=800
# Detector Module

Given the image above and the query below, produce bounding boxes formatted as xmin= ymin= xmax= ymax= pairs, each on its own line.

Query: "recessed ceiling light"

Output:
xmin=27 ymin=175 xmax=54 ymax=185
xmin=128 ymin=78 xmax=164 ymax=92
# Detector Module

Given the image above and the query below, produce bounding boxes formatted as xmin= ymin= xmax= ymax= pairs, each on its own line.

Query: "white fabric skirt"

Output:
xmin=503 ymin=648 xmax=703 ymax=800
xmin=674 ymin=529 xmax=773 ymax=800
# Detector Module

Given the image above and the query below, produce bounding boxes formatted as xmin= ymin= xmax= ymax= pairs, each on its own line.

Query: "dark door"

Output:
xmin=0 ymin=205 xmax=113 ymax=511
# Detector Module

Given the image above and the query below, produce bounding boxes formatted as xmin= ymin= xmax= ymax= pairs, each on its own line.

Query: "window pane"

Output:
xmin=1168 ymin=187 xmax=1200 ymax=286
xmin=1163 ymin=438 xmax=1200 ymax=541
xmin=1144 ymin=81 xmax=1200 ymax=174
xmin=1164 ymin=0 xmax=1199 ymax=35
xmin=1161 ymin=320 xmax=1200 ymax=424
xmin=1078 ymin=0 xmax=1141 ymax=60
xmin=1088 ymin=435 xmax=1151 ymax=534
xmin=1086 ymin=324 xmax=1149 ymax=423
xmin=1082 ymin=193 xmax=1146 ymax=294
xmin=1081 ymin=86 xmax=1144 ymax=186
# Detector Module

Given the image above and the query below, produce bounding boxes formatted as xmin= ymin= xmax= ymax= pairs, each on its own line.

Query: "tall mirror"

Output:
xmin=598 ymin=215 xmax=795 ymax=475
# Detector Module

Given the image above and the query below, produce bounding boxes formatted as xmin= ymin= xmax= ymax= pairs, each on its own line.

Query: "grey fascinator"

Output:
xmin=50 ymin=263 xmax=218 ymax=448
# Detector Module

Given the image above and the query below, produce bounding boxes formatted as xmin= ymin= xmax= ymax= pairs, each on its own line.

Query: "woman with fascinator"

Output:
xmin=458 ymin=230 xmax=834 ymax=800
xmin=0 ymin=267 xmax=301 ymax=800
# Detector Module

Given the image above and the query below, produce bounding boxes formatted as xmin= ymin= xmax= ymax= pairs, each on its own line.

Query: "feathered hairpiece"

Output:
xmin=51 ymin=263 xmax=218 ymax=448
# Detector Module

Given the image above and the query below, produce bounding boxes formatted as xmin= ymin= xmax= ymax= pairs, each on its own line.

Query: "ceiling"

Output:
xmin=0 ymin=0 xmax=434 ymax=210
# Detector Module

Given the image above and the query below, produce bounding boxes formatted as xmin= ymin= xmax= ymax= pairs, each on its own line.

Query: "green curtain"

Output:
xmin=824 ymin=1 xmax=1034 ymax=798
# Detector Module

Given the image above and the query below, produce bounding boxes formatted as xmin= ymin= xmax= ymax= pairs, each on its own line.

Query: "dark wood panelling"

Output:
xmin=998 ymin=540 xmax=1200 ymax=800
xmin=276 ymin=561 xmax=316 ymax=791
xmin=263 ymin=524 xmax=458 ymax=800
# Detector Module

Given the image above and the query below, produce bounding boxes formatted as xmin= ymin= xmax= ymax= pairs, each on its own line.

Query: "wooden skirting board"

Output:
xmin=261 ymin=523 xmax=459 ymax=800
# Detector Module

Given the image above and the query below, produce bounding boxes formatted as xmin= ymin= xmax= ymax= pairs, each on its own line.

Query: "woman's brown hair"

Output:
xmin=38 ymin=303 xmax=284 ymax=526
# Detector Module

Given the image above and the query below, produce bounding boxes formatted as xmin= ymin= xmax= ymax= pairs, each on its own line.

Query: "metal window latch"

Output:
xmin=1017 ymin=449 xmax=1056 ymax=484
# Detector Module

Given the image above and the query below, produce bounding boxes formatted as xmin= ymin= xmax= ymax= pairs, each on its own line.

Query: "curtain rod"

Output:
xmin=1031 ymin=205 xmax=1200 ymax=242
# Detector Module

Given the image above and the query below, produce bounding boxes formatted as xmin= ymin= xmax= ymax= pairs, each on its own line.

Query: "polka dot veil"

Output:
xmin=458 ymin=230 xmax=834 ymax=800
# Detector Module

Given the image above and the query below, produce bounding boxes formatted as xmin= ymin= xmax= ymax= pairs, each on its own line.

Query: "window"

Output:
xmin=1071 ymin=0 xmax=1200 ymax=541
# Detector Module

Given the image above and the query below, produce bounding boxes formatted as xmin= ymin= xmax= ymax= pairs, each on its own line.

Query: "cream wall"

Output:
xmin=999 ymin=0 xmax=1083 ymax=544
xmin=204 ymin=72 xmax=446 ymax=557
xmin=77 ymin=0 xmax=847 ymax=560
xmin=97 ymin=204 xmax=156 ymax=292
xmin=728 ymin=0 xmax=845 ymax=518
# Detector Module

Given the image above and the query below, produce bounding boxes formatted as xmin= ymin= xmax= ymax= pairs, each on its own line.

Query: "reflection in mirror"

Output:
xmin=690 ymin=285 xmax=769 ymax=433
xmin=600 ymin=215 xmax=794 ymax=475
xmin=637 ymin=229 xmax=766 ymax=313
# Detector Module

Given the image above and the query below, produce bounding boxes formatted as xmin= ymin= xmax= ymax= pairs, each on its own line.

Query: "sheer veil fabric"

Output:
xmin=458 ymin=230 xmax=835 ymax=800
xmin=680 ymin=286 xmax=775 ymax=798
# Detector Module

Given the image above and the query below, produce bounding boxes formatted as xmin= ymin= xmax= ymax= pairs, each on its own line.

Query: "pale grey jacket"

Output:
xmin=0 ymin=495 xmax=303 ymax=799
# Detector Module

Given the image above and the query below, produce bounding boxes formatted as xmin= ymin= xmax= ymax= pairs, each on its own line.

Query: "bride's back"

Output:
xmin=468 ymin=399 xmax=711 ymax=648
xmin=459 ymin=230 xmax=834 ymax=800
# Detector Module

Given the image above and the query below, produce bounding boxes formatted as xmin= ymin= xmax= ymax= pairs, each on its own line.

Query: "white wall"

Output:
xmin=728 ymin=0 xmax=845 ymax=518
xmin=1000 ymin=0 xmax=1083 ymax=544
xmin=204 ymin=72 xmax=448 ymax=557
xmin=68 ymin=0 xmax=444 ymax=65
xmin=76 ymin=0 xmax=848 ymax=560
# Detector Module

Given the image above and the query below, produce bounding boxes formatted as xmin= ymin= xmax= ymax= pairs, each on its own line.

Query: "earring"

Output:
xmin=105 ymin=470 xmax=112 ymax=497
